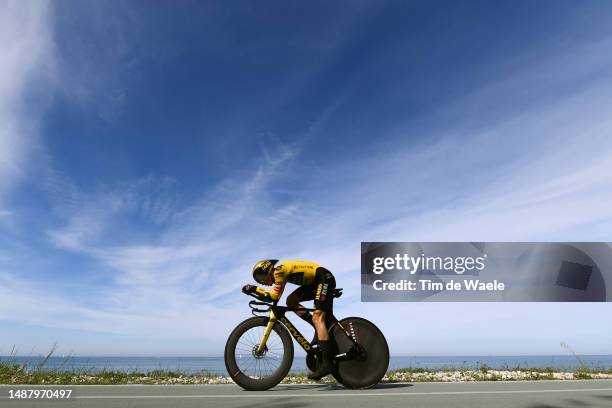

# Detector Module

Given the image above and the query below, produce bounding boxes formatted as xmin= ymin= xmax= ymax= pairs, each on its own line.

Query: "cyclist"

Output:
xmin=242 ymin=259 xmax=336 ymax=380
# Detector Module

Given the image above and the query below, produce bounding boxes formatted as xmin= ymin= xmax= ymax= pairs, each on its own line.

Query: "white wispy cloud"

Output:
xmin=0 ymin=1 xmax=54 ymax=206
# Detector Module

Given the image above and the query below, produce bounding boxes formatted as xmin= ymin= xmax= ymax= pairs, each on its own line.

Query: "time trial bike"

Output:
xmin=224 ymin=288 xmax=389 ymax=390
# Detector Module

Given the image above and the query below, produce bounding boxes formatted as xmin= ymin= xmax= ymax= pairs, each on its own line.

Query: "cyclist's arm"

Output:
xmin=254 ymin=268 xmax=287 ymax=301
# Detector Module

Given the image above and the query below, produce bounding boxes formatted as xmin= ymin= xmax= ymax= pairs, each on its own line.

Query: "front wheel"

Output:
xmin=332 ymin=317 xmax=389 ymax=389
xmin=224 ymin=317 xmax=294 ymax=391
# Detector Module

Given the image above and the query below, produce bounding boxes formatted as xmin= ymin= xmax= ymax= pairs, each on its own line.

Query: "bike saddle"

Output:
xmin=332 ymin=288 xmax=343 ymax=298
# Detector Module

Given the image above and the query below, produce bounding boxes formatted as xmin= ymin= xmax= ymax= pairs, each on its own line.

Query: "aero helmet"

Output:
xmin=252 ymin=259 xmax=279 ymax=284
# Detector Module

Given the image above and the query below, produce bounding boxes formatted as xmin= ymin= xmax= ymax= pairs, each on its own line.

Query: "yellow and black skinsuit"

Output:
xmin=255 ymin=260 xmax=336 ymax=312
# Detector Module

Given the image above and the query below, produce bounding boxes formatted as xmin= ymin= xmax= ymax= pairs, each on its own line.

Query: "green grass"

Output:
xmin=2 ymin=360 xmax=612 ymax=385
xmin=383 ymin=365 xmax=612 ymax=383
xmin=0 ymin=361 xmax=226 ymax=385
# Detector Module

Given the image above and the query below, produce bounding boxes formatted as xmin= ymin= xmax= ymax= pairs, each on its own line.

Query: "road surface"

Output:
xmin=1 ymin=380 xmax=612 ymax=408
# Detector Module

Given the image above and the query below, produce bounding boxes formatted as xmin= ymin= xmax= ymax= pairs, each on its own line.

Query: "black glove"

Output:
xmin=242 ymin=284 xmax=256 ymax=295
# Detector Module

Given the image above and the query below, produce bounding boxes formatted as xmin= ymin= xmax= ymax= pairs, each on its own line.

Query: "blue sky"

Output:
xmin=2 ymin=0 xmax=612 ymax=356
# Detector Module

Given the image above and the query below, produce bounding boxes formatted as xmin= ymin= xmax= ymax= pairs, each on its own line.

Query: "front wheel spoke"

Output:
xmin=259 ymin=358 xmax=265 ymax=377
xmin=241 ymin=357 xmax=257 ymax=373
xmin=267 ymin=343 xmax=282 ymax=352
xmin=237 ymin=340 xmax=254 ymax=349
xmin=262 ymin=357 xmax=275 ymax=374
xmin=247 ymin=329 xmax=257 ymax=346
xmin=249 ymin=328 xmax=259 ymax=345
xmin=266 ymin=359 xmax=279 ymax=372
xmin=247 ymin=357 xmax=256 ymax=377
xmin=266 ymin=355 xmax=280 ymax=368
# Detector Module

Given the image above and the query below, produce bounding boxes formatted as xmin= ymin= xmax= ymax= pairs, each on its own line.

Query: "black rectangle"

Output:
xmin=556 ymin=261 xmax=593 ymax=291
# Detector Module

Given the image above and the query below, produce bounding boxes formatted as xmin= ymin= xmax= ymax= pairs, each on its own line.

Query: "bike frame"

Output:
xmin=249 ymin=300 xmax=359 ymax=356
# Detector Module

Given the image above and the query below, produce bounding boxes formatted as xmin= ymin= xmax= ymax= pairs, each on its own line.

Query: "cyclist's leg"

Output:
xmin=287 ymin=286 xmax=315 ymax=326
xmin=312 ymin=268 xmax=336 ymax=340
xmin=308 ymin=268 xmax=336 ymax=379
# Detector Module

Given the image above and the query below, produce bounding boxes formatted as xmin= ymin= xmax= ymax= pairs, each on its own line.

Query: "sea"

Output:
xmin=3 ymin=355 xmax=612 ymax=375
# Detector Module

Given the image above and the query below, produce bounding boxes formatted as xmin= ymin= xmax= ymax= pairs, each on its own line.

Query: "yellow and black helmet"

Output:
xmin=252 ymin=259 xmax=279 ymax=284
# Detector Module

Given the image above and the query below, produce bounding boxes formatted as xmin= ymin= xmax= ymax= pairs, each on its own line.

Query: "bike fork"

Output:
xmin=256 ymin=310 xmax=277 ymax=354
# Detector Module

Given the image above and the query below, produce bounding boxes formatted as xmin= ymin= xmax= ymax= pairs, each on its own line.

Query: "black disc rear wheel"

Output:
xmin=332 ymin=317 xmax=389 ymax=389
